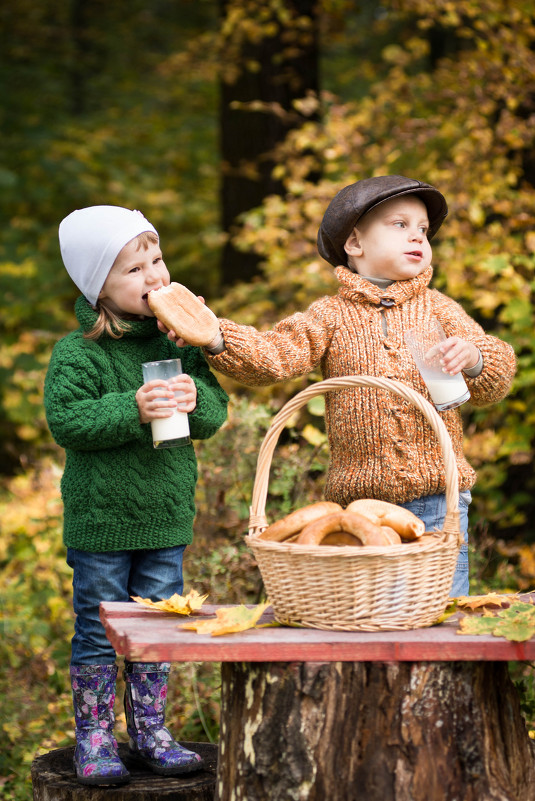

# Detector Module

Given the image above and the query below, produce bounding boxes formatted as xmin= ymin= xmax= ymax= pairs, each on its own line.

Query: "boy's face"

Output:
xmin=98 ymin=237 xmax=170 ymax=317
xmin=344 ymin=196 xmax=432 ymax=281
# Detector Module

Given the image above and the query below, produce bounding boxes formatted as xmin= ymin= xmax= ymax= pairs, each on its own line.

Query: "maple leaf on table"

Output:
xmin=454 ymin=592 xmax=523 ymax=611
xmin=131 ymin=589 xmax=208 ymax=615
xmin=457 ymin=614 xmax=499 ymax=636
xmin=180 ymin=602 xmax=271 ymax=636
xmin=457 ymin=601 xmax=535 ymax=642
xmin=493 ymin=616 xmax=535 ymax=643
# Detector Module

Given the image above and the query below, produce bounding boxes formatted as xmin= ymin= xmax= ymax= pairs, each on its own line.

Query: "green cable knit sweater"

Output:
xmin=45 ymin=296 xmax=228 ymax=552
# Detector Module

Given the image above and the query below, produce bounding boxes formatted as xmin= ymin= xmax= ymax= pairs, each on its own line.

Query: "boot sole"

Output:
xmin=74 ymin=771 xmax=131 ymax=786
xmin=127 ymin=751 xmax=205 ymax=776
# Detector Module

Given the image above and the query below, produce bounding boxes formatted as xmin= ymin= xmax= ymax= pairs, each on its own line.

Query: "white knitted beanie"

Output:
xmin=59 ymin=205 xmax=158 ymax=305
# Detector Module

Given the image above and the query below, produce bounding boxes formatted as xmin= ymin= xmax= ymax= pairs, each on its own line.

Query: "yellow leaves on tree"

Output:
xmin=131 ymin=589 xmax=208 ymax=615
xmin=496 ymin=542 xmax=535 ymax=589
xmin=181 ymin=602 xmax=271 ymax=636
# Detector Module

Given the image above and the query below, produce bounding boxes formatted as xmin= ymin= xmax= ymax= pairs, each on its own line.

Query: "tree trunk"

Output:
xmin=218 ymin=0 xmax=320 ymax=285
xmin=216 ymin=660 xmax=535 ymax=801
xmin=31 ymin=742 xmax=217 ymax=801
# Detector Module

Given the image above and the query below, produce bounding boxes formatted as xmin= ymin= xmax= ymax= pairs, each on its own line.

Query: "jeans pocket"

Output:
xmin=458 ymin=489 xmax=472 ymax=510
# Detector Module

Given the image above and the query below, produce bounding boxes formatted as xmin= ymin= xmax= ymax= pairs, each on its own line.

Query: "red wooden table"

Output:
xmin=100 ymin=601 xmax=535 ymax=801
xmin=100 ymin=600 xmax=535 ymax=663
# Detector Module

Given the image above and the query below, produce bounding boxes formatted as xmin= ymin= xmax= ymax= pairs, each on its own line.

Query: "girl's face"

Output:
xmin=344 ymin=196 xmax=433 ymax=281
xmin=98 ymin=237 xmax=170 ymax=317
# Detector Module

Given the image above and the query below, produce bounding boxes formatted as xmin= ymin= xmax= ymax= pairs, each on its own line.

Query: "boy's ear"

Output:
xmin=344 ymin=227 xmax=363 ymax=258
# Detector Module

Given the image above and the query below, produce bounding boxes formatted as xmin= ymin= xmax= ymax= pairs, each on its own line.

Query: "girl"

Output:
xmin=44 ymin=205 xmax=228 ymax=786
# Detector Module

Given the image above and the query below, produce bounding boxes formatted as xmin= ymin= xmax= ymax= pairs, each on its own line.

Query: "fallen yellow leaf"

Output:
xmin=457 ymin=601 xmax=535 ymax=642
xmin=455 ymin=592 xmax=518 ymax=611
xmin=181 ymin=602 xmax=271 ymax=636
xmin=434 ymin=600 xmax=458 ymax=624
xmin=131 ymin=589 xmax=208 ymax=615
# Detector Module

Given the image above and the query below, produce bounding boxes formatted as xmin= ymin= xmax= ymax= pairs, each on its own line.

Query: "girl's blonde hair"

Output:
xmin=83 ymin=231 xmax=159 ymax=340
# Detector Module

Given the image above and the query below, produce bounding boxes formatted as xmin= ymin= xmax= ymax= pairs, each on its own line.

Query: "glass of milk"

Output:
xmin=141 ymin=358 xmax=191 ymax=448
xmin=404 ymin=319 xmax=470 ymax=411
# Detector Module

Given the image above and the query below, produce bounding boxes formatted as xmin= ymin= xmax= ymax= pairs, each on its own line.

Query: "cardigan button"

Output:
xmin=380 ymin=298 xmax=396 ymax=307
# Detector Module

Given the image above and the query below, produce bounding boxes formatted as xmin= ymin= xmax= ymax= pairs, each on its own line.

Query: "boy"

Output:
xmin=162 ymin=175 xmax=516 ymax=595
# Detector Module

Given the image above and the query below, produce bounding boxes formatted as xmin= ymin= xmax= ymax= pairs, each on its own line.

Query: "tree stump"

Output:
xmin=31 ymin=742 xmax=217 ymax=801
xmin=216 ymin=661 xmax=535 ymax=801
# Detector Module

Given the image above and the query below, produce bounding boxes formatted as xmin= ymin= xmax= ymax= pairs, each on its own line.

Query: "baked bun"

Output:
xmin=147 ymin=282 xmax=220 ymax=347
xmin=346 ymin=499 xmax=425 ymax=541
xmin=258 ymin=501 xmax=342 ymax=542
xmin=296 ymin=511 xmax=393 ymax=547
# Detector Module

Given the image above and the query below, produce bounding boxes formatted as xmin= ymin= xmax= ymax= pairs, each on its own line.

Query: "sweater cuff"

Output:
xmin=204 ymin=330 xmax=226 ymax=354
xmin=463 ymin=350 xmax=483 ymax=378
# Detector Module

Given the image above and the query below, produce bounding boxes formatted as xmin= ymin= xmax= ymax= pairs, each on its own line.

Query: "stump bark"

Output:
xmin=31 ymin=742 xmax=217 ymax=801
xmin=216 ymin=661 xmax=535 ymax=801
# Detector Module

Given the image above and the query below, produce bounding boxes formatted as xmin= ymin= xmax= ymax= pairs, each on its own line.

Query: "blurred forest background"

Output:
xmin=1 ymin=0 xmax=535 ymax=797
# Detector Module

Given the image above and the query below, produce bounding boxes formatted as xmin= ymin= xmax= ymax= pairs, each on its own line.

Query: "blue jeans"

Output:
xmin=399 ymin=491 xmax=471 ymax=597
xmin=66 ymin=546 xmax=186 ymax=666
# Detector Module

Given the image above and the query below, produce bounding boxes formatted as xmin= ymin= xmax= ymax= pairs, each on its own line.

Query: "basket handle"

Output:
xmin=249 ymin=375 xmax=461 ymax=542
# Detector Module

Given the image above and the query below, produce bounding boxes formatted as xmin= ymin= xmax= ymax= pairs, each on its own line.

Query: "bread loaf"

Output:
xmin=147 ymin=282 xmax=220 ymax=347
xmin=296 ymin=510 xmax=394 ymax=546
xmin=258 ymin=501 xmax=342 ymax=542
xmin=346 ymin=499 xmax=425 ymax=540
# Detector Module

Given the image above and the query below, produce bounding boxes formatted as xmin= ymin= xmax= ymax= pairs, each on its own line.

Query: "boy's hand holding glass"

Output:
xmin=404 ymin=319 xmax=472 ymax=411
xmin=437 ymin=336 xmax=480 ymax=377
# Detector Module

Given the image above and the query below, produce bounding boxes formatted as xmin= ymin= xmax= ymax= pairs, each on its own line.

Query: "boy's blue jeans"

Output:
xmin=400 ymin=491 xmax=471 ymax=597
xmin=67 ymin=545 xmax=186 ymax=666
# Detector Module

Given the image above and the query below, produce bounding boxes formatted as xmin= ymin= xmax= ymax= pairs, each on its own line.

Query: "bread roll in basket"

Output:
xmin=246 ymin=375 xmax=463 ymax=631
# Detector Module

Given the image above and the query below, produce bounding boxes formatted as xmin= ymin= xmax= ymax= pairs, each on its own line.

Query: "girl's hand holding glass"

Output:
xmin=136 ymin=375 xmax=196 ymax=424
xmin=138 ymin=360 xmax=195 ymax=449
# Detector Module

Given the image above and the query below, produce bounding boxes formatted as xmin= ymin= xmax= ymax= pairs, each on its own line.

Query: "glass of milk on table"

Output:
xmin=404 ymin=319 xmax=470 ymax=411
xmin=142 ymin=358 xmax=191 ymax=448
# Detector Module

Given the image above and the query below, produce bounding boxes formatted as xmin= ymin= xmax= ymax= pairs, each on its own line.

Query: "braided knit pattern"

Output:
xmin=44 ymin=296 xmax=228 ymax=552
xmin=209 ymin=266 xmax=516 ymax=506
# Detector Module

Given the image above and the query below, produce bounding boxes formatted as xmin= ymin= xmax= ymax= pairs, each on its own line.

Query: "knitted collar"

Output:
xmin=335 ymin=265 xmax=433 ymax=306
xmin=74 ymin=295 xmax=159 ymax=338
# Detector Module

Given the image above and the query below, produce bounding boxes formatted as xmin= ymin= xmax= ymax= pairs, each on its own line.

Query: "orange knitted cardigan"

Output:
xmin=207 ymin=266 xmax=516 ymax=506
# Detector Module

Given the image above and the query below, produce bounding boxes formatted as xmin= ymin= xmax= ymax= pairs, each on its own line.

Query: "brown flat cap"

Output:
xmin=317 ymin=175 xmax=448 ymax=267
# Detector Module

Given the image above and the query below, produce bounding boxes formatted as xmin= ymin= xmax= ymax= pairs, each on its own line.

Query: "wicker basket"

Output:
xmin=246 ymin=375 xmax=463 ymax=631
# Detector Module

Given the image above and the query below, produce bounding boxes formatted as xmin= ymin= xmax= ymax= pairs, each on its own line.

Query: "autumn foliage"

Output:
xmin=2 ymin=1 xmax=535 ymax=797
xmin=217 ymin=0 xmax=535 ymax=539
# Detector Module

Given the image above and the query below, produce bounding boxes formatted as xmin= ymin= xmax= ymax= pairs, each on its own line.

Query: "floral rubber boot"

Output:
xmin=70 ymin=664 xmax=130 ymax=786
xmin=123 ymin=661 xmax=204 ymax=775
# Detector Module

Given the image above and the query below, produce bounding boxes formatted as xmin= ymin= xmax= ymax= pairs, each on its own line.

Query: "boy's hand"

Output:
xmin=156 ymin=320 xmax=188 ymax=346
xmin=136 ymin=376 xmax=197 ymax=424
xmin=157 ymin=320 xmax=223 ymax=352
xmin=439 ymin=337 xmax=480 ymax=375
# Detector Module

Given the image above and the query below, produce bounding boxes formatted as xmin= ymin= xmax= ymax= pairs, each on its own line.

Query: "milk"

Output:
xmin=405 ymin=320 xmax=471 ymax=412
xmin=151 ymin=410 xmax=190 ymax=448
xmin=424 ymin=377 xmax=470 ymax=410
xmin=141 ymin=358 xmax=191 ymax=448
